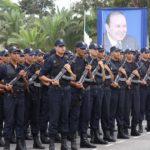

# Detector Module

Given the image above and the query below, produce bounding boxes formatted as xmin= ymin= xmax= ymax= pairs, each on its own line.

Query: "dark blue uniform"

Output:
xmin=2 ymin=63 xmax=25 ymax=139
xmin=109 ymin=59 xmax=128 ymax=139
xmin=138 ymin=60 xmax=150 ymax=132
xmin=124 ymin=61 xmax=140 ymax=136
xmin=0 ymin=64 xmax=6 ymax=143
xmin=39 ymin=54 xmax=71 ymax=137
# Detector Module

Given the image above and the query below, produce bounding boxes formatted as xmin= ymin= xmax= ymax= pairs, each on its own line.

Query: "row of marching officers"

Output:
xmin=0 ymin=39 xmax=150 ymax=150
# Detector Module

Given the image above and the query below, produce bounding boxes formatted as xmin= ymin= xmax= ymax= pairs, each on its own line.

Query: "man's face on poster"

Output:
xmin=105 ymin=13 xmax=127 ymax=41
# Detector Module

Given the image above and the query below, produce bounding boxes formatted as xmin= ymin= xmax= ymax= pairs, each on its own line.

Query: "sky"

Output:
xmin=11 ymin=0 xmax=80 ymax=9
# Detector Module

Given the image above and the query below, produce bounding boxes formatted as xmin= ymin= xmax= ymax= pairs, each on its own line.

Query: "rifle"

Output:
xmin=8 ymin=63 xmax=34 ymax=85
xmin=113 ymin=61 xmax=126 ymax=86
xmin=54 ymin=55 xmax=76 ymax=81
xmin=28 ymin=73 xmax=39 ymax=85
xmin=143 ymin=65 xmax=150 ymax=81
xmin=78 ymin=58 xmax=94 ymax=84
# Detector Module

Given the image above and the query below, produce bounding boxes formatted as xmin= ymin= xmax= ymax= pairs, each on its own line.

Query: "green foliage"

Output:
xmin=0 ymin=0 xmax=150 ymax=50
xmin=19 ymin=0 xmax=55 ymax=16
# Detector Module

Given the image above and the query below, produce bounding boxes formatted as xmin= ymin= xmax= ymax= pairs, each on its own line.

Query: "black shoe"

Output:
xmin=103 ymin=130 xmax=116 ymax=142
xmin=3 ymin=139 xmax=10 ymax=150
xmin=55 ymin=133 xmax=61 ymax=143
xmin=40 ymin=134 xmax=50 ymax=144
xmin=146 ymin=121 xmax=150 ymax=132
xmin=138 ymin=122 xmax=143 ymax=133
xmin=10 ymin=136 xmax=16 ymax=144
xmin=80 ymin=133 xmax=96 ymax=148
xmin=61 ymin=134 xmax=69 ymax=150
xmin=33 ymin=134 xmax=45 ymax=149
xmin=25 ymin=133 xmax=32 ymax=140
xmin=90 ymin=129 xmax=108 ymax=144
xmin=0 ymin=137 xmax=5 ymax=147
xmin=15 ymin=138 xmax=24 ymax=150
xmin=49 ymin=137 xmax=55 ymax=150
xmin=131 ymin=128 xmax=141 ymax=136
xmin=117 ymin=126 xmax=130 ymax=139
xmin=70 ymin=134 xmax=78 ymax=150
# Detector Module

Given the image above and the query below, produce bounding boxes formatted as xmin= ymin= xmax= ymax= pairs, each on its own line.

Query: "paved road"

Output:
xmin=9 ymin=131 xmax=150 ymax=150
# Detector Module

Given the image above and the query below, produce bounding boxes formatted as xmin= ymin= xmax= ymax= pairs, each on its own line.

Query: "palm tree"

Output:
xmin=7 ymin=27 xmax=47 ymax=50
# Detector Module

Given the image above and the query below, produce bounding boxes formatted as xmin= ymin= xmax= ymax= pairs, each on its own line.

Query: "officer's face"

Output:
xmin=76 ymin=48 xmax=86 ymax=57
xmin=111 ymin=51 xmax=120 ymax=60
xmin=141 ymin=52 xmax=149 ymax=59
xmin=10 ymin=52 xmax=19 ymax=62
xmin=98 ymin=51 xmax=104 ymax=59
xmin=106 ymin=14 xmax=127 ymax=41
xmin=55 ymin=45 xmax=66 ymax=55
xmin=90 ymin=49 xmax=98 ymax=58
xmin=125 ymin=52 xmax=134 ymax=61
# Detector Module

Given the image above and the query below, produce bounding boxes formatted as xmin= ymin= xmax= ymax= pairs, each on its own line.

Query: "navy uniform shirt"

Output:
xmin=39 ymin=53 xmax=70 ymax=87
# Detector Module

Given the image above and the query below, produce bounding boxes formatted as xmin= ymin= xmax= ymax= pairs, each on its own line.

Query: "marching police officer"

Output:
xmin=138 ymin=48 xmax=150 ymax=133
xmin=109 ymin=46 xmax=129 ymax=139
xmin=124 ymin=48 xmax=141 ymax=136
xmin=39 ymin=39 xmax=74 ymax=150
xmin=1 ymin=46 xmax=27 ymax=150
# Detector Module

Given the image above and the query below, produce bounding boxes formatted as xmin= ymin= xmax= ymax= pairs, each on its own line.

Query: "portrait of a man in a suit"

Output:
xmin=103 ymin=11 xmax=139 ymax=52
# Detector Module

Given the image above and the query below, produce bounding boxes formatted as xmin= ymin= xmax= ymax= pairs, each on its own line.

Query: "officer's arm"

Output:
xmin=39 ymin=75 xmax=52 ymax=83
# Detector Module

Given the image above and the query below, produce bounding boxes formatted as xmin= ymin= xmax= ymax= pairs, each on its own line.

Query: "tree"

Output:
xmin=19 ymin=0 xmax=55 ymax=17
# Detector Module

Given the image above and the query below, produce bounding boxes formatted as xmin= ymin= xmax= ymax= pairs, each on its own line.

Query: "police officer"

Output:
xmin=124 ymin=48 xmax=141 ymax=136
xmin=88 ymin=43 xmax=108 ymax=145
xmin=28 ymin=49 xmax=45 ymax=149
xmin=138 ymin=48 xmax=150 ymax=133
xmin=1 ymin=46 xmax=27 ymax=150
xmin=109 ymin=46 xmax=129 ymax=139
xmin=99 ymin=48 xmax=115 ymax=142
xmin=23 ymin=48 xmax=33 ymax=141
xmin=39 ymin=39 xmax=74 ymax=150
xmin=0 ymin=53 xmax=6 ymax=147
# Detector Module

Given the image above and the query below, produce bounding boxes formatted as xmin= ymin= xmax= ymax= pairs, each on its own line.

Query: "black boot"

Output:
xmin=10 ymin=133 xmax=16 ymax=144
xmin=40 ymin=133 xmax=50 ymax=144
xmin=55 ymin=133 xmax=61 ymax=143
xmin=3 ymin=139 xmax=10 ymax=150
xmin=0 ymin=137 xmax=5 ymax=147
xmin=49 ymin=137 xmax=55 ymax=150
xmin=90 ymin=129 xmax=108 ymax=144
xmin=15 ymin=138 xmax=24 ymax=150
xmin=61 ymin=134 xmax=69 ymax=150
xmin=70 ymin=134 xmax=78 ymax=150
xmin=131 ymin=126 xmax=141 ymax=136
xmin=33 ymin=134 xmax=45 ymax=149
xmin=138 ymin=122 xmax=143 ymax=133
xmin=146 ymin=121 xmax=150 ymax=132
xmin=124 ymin=127 xmax=130 ymax=136
xmin=80 ymin=133 xmax=96 ymax=148
xmin=25 ymin=133 xmax=32 ymax=140
xmin=21 ymin=138 xmax=27 ymax=150
xmin=103 ymin=130 xmax=116 ymax=142
xmin=117 ymin=126 xmax=129 ymax=139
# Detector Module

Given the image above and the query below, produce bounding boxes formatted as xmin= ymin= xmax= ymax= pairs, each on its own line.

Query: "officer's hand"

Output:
xmin=51 ymin=80 xmax=59 ymax=86
xmin=5 ymin=84 xmax=13 ymax=92
xmin=98 ymin=60 xmax=104 ymax=69
xmin=64 ymin=64 xmax=71 ymax=71
xmin=132 ymin=70 xmax=140 ymax=78
xmin=19 ymin=70 xmax=26 ymax=77
xmin=0 ymin=88 xmax=5 ymax=93
xmin=35 ymin=70 xmax=40 ymax=75
xmin=41 ymin=81 xmax=50 ymax=86
xmin=119 ymin=67 xmax=126 ymax=76
xmin=85 ymin=64 xmax=92 ymax=71
xmin=126 ymin=80 xmax=131 ymax=86
xmin=140 ymin=79 xmax=147 ymax=85
xmin=111 ymin=82 xmax=118 ymax=88
xmin=104 ymin=64 xmax=111 ymax=72
xmin=75 ymin=82 xmax=84 ymax=89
